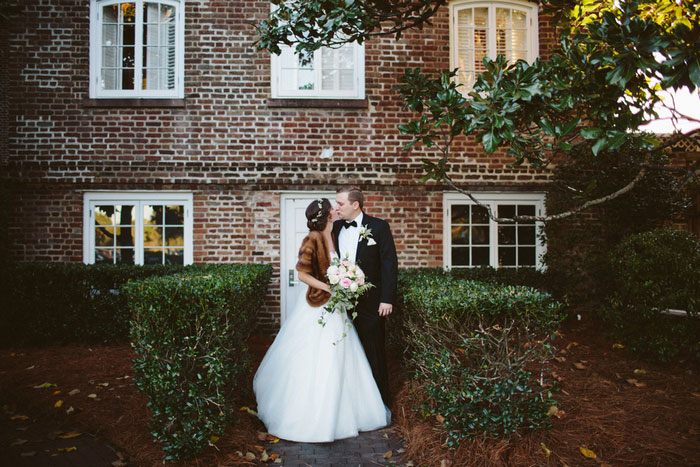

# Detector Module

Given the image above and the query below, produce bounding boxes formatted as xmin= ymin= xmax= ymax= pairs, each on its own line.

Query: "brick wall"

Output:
xmin=4 ymin=0 xmax=558 ymax=331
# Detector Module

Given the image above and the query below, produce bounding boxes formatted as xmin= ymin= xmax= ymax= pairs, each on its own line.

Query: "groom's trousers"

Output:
xmin=353 ymin=316 xmax=390 ymax=406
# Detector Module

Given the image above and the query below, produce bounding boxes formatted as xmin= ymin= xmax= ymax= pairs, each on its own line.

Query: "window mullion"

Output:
xmin=134 ymin=0 xmax=144 ymax=97
xmin=314 ymin=49 xmax=323 ymax=96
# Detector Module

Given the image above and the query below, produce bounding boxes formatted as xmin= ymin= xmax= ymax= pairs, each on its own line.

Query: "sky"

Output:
xmin=639 ymin=86 xmax=700 ymax=134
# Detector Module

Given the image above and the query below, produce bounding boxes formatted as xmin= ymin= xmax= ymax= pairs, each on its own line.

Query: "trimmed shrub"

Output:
xmin=124 ymin=264 xmax=272 ymax=460
xmin=0 ymin=263 xmax=183 ymax=345
xmin=394 ymin=269 xmax=564 ymax=445
xmin=603 ymin=228 xmax=700 ymax=362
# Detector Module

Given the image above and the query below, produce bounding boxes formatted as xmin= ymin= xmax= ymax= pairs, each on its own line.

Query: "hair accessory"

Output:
xmin=313 ymin=199 xmax=325 ymax=223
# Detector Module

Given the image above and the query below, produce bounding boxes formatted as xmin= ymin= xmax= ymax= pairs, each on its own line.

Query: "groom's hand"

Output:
xmin=378 ymin=302 xmax=393 ymax=317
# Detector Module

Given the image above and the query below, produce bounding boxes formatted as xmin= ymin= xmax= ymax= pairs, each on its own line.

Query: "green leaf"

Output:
xmin=580 ymin=128 xmax=602 ymax=140
xmin=689 ymin=60 xmax=700 ymax=89
xmin=591 ymin=137 xmax=607 ymax=156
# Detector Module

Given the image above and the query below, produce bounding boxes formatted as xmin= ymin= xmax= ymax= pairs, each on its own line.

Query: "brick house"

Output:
xmin=2 ymin=1 xmax=696 ymax=332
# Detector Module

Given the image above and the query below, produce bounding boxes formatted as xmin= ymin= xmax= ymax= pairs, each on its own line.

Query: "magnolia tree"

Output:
xmin=256 ymin=0 xmax=700 ymax=223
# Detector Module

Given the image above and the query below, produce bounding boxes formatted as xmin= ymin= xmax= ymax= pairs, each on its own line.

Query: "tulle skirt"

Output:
xmin=253 ymin=285 xmax=390 ymax=443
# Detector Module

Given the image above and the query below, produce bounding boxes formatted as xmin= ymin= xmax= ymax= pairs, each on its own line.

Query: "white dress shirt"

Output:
xmin=338 ymin=212 xmax=363 ymax=262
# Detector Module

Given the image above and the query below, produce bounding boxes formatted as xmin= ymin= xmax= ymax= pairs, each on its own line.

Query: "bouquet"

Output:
xmin=319 ymin=256 xmax=373 ymax=336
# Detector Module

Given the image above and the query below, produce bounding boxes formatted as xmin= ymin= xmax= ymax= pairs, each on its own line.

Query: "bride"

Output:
xmin=253 ymin=198 xmax=390 ymax=443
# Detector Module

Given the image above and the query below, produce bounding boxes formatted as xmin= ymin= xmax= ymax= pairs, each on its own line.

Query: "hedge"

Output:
xmin=124 ymin=263 xmax=272 ymax=460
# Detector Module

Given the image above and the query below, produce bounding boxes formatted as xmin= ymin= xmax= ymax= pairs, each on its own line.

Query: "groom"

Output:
xmin=333 ymin=186 xmax=397 ymax=405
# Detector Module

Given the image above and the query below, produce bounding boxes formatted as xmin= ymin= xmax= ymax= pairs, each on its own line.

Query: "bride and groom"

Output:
xmin=253 ymin=186 xmax=398 ymax=443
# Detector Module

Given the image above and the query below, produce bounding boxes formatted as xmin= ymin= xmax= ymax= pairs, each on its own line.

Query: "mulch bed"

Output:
xmin=1 ymin=318 xmax=699 ymax=466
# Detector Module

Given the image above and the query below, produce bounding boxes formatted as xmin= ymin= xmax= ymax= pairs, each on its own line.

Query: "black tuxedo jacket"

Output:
xmin=332 ymin=213 xmax=398 ymax=319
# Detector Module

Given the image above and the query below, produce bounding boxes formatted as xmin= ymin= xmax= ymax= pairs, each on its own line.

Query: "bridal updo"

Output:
xmin=306 ymin=198 xmax=332 ymax=231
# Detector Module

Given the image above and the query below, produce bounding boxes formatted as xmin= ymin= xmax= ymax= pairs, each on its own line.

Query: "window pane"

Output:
xmin=499 ymin=204 xmax=516 ymax=218
xmin=452 ymin=205 xmax=469 ymax=224
xmin=116 ymin=248 xmax=135 ymax=265
xmin=498 ymin=225 xmax=516 ymax=245
xmin=472 ymin=247 xmax=489 ymax=266
xmin=472 ymin=225 xmax=489 ymax=245
xmin=452 ymin=226 xmax=469 ymax=245
xmin=116 ymin=227 xmax=135 ymax=247
xmin=165 ymin=205 xmax=184 ymax=224
xmin=144 ymin=248 xmax=162 ymax=264
xmin=165 ymin=227 xmax=184 ymax=247
xmin=95 ymin=205 xmax=114 ymax=225
xmin=144 ymin=205 xmax=163 ymax=225
xmin=499 ymin=247 xmax=516 ymax=266
xmin=518 ymin=225 xmax=536 ymax=244
xmin=95 ymin=248 xmax=114 ymax=264
xmin=144 ymin=226 xmax=163 ymax=247
xmin=518 ymin=204 xmax=535 ymax=217
xmin=518 ymin=247 xmax=536 ymax=266
xmin=95 ymin=227 xmax=114 ymax=247
xmin=165 ymin=248 xmax=184 ymax=265
xmin=451 ymin=247 xmax=469 ymax=266
xmin=472 ymin=205 xmax=489 ymax=224
xmin=298 ymin=69 xmax=314 ymax=90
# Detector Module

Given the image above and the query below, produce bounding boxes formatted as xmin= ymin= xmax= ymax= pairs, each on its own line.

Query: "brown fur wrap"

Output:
xmin=295 ymin=230 xmax=332 ymax=307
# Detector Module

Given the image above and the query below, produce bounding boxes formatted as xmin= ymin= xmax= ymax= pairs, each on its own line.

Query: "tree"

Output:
xmin=256 ymin=0 xmax=700 ymax=223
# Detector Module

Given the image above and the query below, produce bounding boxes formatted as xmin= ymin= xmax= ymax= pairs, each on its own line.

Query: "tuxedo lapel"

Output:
xmin=355 ymin=215 xmax=371 ymax=265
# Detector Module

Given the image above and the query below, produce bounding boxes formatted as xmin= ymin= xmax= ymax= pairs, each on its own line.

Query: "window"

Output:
xmin=271 ymin=43 xmax=365 ymax=99
xmin=444 ymin=192 xmax=546 ymax=269
xmin=83 ymin=192 xmax=193 ymax=265
xmin=89 ymin=0 xmax=184 ymax=98
xmin=450 ymin=0 xmax=538 ymax=92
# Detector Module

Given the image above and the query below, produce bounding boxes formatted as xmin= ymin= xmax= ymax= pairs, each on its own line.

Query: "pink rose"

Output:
xmin=357 ymin=276 xmax=365 ymax=285
xmin=340 ymin=277 xmax=352 ymax=289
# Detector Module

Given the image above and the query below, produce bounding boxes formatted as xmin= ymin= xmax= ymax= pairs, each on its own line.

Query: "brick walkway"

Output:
xmin=268 ymin=427 xmax=407 ymax=467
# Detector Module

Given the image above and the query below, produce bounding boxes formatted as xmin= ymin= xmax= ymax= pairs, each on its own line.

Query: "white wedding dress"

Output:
xmin=253 ymin=266 xmax=390 ymax=443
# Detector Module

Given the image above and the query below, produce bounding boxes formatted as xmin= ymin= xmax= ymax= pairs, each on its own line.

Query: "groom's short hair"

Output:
xmin=337 ymin=186 xmax=363 ymax=210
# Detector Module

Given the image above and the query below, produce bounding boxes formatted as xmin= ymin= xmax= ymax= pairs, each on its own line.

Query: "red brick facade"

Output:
xmin=3 ymin=1 xmax=559 ymax=331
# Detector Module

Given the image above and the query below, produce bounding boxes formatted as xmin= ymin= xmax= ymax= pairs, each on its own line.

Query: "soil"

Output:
xmin=1 ymin=318 xmax=699 ymax=466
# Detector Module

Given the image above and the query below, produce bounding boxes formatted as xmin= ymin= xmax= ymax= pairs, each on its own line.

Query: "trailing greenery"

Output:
xmin=393 ymin=269 xmax=565 ymax=445
xmin=124 ymin=264 xmax=272 ymax=461
xmin=0 ymin=263 xmax=185 ymax=345
xmin=602 ymin=228 xmax=700 ymax=362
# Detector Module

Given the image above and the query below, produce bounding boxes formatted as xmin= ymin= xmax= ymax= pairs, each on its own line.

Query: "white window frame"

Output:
xmin=83 ymin=191 xmax=193 ymax=265
xmin=449 ymin=0 xmax=539 ymax=93
xmin=89 ymin=0 xmax=185 ymax=99
xmin=443 ymin=192 xmax=546 ymax=270
xmin=270 ymin=43 xmax=366 ymax=99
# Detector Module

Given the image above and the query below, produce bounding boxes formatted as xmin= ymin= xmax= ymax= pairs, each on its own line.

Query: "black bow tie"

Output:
xmin=343 ymin=220 xmax=357 ymax=229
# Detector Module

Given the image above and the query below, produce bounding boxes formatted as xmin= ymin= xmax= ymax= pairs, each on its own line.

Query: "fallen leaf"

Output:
xmin=579 ymin=447 xmax=597 ymax=459
xmin=435 ymin=414 xmax=445 ymax=424
xmin=246 ymin=408 xmax=258 ymax=417
xmin=633 ymin=369 xmax=647 ymax=375
xmin=25 ymin=365 xmax=35 ymax=370
xmin=554 ymin=356 xmax=566 ymax=362
xmin=66 ymin=406 xmax=74 ymax=415
xmin=54 ymin=400 xmax=64 ymax=408
xmin=235 ymin=451 xmax=243 ymax=457
xmin=68 ymin=389 xmax=80 ymax=396
xmin=257 ymin=431 xmax=268 ymax=441
xmin=692 ymin=392 xmax=700 ymax=398
xmin=98 ymin=383 xmax=109 ymax=387
xmin=254 ymin=445 xmax=265 ymax=453
xmin=269 ymin=454 xmax=280 ymax=461
xmin=239 ymin=406 xmax=249 ymax=411
xmin=245 ymin=452 xmax=256 ymax=461
xmin=58 ymin=446 xmax=77 ymax=452
xmin=274 ymin=458 xmax=282 ymax=464
xmin=384 ymin=450 xmax=393 ymax=459
xmin=10 ymin=415 xmax=29 ymax=421
xmin=261 ymin=450 xmax=269 ymax=462
xmin=20 ymin=451 xmax=36 ymax=457
xmin=612 ymin=343 xmax=624 ymax=349
xmin=209 ymin=436 xmax=219 ymax=443
xmin=555 ymin=409 xmax=566 ymax=419
xmin=547 ymin=406 xmax=558 ymax=417
xmin=573 ymin=362 xmax=587 ymax=370
xmin=626 ymin=378 xmax=646 ymax=388
xmin=87 ymin=394 xmax=97 ymax=399
xmin=10 ymin=352 xmax=16 ymax=357
xmin=540 ymin=443 xmax=551 ymax=457
xmin=52 ymin=390 xmax=61 ymax=395
xmin=33 ymin=382 xmax=57 ymax=389
xmin=58 ymin=431 xmax=81 ymax=439
xmin=11 ymin=439 xmax=28 ymax=446
xmin=269 ymin=438 xmax=280 ymax=444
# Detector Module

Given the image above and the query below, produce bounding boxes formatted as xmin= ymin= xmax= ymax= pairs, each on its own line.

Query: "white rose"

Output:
xmin=329 ymin=274 xmax=340 ymax=285
xmin=327 ymin=265 xmax=339 ymax=276
xmin=349 ymin=282 xmax=359 ymax=293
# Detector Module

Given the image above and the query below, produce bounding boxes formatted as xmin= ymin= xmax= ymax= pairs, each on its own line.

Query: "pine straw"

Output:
xmin=392 ymin=318 xmax=700 ymax=466
xmin=0 ymin=338 xmax=274 ymax=466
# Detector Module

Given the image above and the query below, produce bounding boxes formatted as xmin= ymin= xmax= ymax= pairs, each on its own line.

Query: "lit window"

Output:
xmin=90 ymin=0 xmax=184 ymax=98
xmin=271 ymin=43 xmax=365 ymax=99
xmin=444 ymin=193 xmax=546 ymax=269
xmin=450 ymin=0 xmax=538 ymax=92
xmin=83 ymin=192 xmax=193 ymax=265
